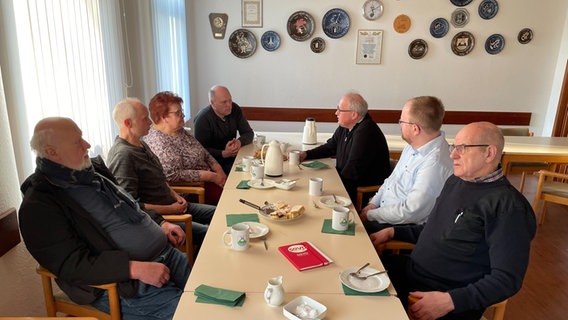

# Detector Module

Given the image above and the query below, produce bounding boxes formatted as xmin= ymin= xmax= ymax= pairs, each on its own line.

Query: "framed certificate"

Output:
xmin=356 ymin=29 xmax=383 ymax=64
xmin=242 ymin=0 xmax=262 ymax=27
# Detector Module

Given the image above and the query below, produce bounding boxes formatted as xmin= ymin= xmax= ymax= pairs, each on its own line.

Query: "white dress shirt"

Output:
xmin=367 ymin=132 xmax=454 ymax=225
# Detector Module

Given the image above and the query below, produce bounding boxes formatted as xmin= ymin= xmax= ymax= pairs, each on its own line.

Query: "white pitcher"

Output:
xmin=261 ymin=140 xmax=283 ymax=177
xmin=264 ymin=275 xmax=285 ymax=307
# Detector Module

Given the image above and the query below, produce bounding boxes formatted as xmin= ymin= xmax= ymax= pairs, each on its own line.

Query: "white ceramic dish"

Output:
xmin=241 ymin=221 xmax=269 ymax=239
xmin=339 ymin=266 xmax=390 ymax=293
xmin=283 ymin=295 xmax=327 ymax=320
xmin=319 ymin=195 xmax=352 ymax=208
xmin=247 ymin=179 xmax=276 ymax=189
xmin=274 ymin=179 xmax=297 ymax=190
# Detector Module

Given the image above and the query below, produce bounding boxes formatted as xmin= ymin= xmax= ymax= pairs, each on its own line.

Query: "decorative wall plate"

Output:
xmin=393 ymin=14 xmax=411 ymax=33
xmin=362 ymin=0 xmax=384 ymax=21
xmin=479 ymin=0 xmax=499 ymax=20
xmin=451 ymin=31 xmax=475 ymax=56
xmin=209 ymin=13 xmax=228 ymax=39
xmin=451 ymin=8 xmax=470 ymax=28
xmin=430 ymin=18 xmax=449 ymax=38
xmin=287 ymin=11 xmax=315 ymax=42
xmin=408 ymin=39 xmax=428 ymax=59
xmin=310 ymin=37 xmax=326 ymax=53
xmin=450 ymin=0 xmax=473 ymax=7
xmin=228 ymin=29 xmax=257 ymax=58
xmin=518 ymin=28 xmax=533 ymax=44
xmin=322 ymin=8 xmax=350 ymax=39
xmin=261 ymin=31 xmax=281 ymax=52
xmin=485 ymin=34 xmax=505 ymax=54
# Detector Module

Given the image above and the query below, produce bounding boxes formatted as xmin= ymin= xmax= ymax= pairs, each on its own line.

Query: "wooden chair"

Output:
xmin=355 ymin=158 xmax=399 ymax=212
xmin=499 ymin=127 xmax=550 ymax=183
xmin=169 ymin=181 xmax=205 ymax=204
xmin=532 ymin=169 xmax=568 ymax=224
xmin=162 ymin=213 xmax=194 ymax=266
xmin=388 ymin=241 xmax=508 ymax=320
xmin=36 ymin=266 xmax=120 ymax=320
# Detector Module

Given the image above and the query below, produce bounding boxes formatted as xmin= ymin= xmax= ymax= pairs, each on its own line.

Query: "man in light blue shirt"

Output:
xmin=360 ymin=96 xmax=453 ymax=234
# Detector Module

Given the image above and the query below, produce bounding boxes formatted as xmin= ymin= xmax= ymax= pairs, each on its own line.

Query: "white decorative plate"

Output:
xmin=339 ymin=267 xmax=390 ymax=293
xmin=319 ymin=195 xmax=352 ymax=208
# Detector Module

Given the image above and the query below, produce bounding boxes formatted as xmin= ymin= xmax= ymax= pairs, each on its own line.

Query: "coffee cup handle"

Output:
xmin=222 ymin=230 xmax=232 ymax=247
xmin=348 ymin=210 xmax=355 ymax=224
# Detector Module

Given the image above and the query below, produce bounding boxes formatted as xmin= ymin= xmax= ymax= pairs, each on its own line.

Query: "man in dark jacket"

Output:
xmin=194 ymin=85 xmax=254 ymax=174
xmin=19 ymin=117 xmax=190 ymax=319
xmin=300 ymin=92 xmax=391 ymax=203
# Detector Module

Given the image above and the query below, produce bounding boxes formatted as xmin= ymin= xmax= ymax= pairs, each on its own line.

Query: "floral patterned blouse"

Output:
xmin=143 ymin=126 xmax=219 ymax=183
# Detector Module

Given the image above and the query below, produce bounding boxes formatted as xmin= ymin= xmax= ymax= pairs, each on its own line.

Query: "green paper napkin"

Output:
xmin=194 ymin=284 xmax=246 ymax=307
xmin=301 ymin=160 xmax=329 ymax=169
xmin=321 ymin=219 xmax=355 ymax=236
xmin=342 ymin=284 xmax=390 ymax=296
xmin=235 ymin=166 xmax=244 ymax=172
xmin=226 ymin=213 xmax=260 ymax=226
xmin=236 ymin=180 xmax=251 ymax=189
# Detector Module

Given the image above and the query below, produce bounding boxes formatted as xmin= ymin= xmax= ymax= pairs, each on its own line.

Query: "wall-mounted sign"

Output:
xmin=209 ymin=13 xmax=228 ymax=39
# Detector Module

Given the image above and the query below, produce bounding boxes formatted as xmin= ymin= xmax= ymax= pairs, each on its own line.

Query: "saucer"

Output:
xmin=319 ymin=195 xmax=352 ymax=208
xmin=339 ymin=267 xmax=390 ymax=293
xmin=241 ymin=221 xmax=269 ymax=238
xmin=247 ymin=179 xmax=276 ymax=189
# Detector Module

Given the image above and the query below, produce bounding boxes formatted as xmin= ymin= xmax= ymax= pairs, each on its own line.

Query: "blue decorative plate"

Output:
xmin=408 ymin=39 xmax=428 ymax=59
xmin=287 ymin=11 xmax=315 ymax=42
xmin=261 ymin=31 xmax=281 ymax=52
xmin=450 ymin=0 xmax=473 ymax=6
xmin=430 ymin=18 xmax=449 ymax=38
xmin=485 ymin=34 xmax=505 ymax=54
xmin=479 ymin=0 xmax=499 ymax=20
xmin=228 ymin=29 xmax=257 ymax=59
xmin=322 ymin=8 xmax=350 ymax=39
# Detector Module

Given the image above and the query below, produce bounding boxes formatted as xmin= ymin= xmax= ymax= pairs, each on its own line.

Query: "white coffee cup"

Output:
xmin=309 ymin=177 xmax=323 ymax=196
xmin=251 ymin=163 xmax=265 ymax=180
xmin=332 ymin=206 xmax=354 ymax=231
xmin=242 ymin=156 xmax=255 ymax=172
xmin=222 ymin=223 xmax=250 ymax=251
xmin=288 ymin=150 xmax=300 ymax=166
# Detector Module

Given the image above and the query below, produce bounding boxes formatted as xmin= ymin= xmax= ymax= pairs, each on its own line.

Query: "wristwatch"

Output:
xmin=362 ymin=0 xmax=384 ymax=21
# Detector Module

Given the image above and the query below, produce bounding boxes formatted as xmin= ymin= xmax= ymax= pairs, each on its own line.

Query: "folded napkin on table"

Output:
xmin=226 ymin=213 xmax=260 ymax=226
xmin=194 ymin=284 xmax=246 ymax=307
xmin=321 ymin=219 xmax=355 ymax=236
xmin=236 ymin=180 xmax=251 ymax=189
xmin=301 ymin=160 xmax=329 ymax=169
xmin=342 ymin=284 xmax=390 ymax=296
xmin=235 ymin=166 xmax=244 ymax=172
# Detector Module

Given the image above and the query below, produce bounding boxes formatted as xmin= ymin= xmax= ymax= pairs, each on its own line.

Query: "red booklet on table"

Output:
xmin=278 ymin=241 xmax=333 ymax=271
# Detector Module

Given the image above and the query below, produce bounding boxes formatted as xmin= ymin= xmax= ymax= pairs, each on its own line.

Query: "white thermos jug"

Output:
xmin=302 ymin=118 xmax=317 ymax=145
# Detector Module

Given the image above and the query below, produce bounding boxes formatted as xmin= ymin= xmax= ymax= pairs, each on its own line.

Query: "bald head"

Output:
xmin=30 ymin=117 xmax=91 ymax=170
xmin=209 ymin=85 xmax=233 ymax=118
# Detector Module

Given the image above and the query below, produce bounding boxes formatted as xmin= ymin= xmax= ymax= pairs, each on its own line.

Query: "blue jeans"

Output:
xmin=91 ymin=246 xmax=190 ymax=320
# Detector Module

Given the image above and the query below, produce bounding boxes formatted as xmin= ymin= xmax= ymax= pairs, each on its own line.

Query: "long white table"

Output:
xmin=174 ymin=142 xmax=408 ymax=319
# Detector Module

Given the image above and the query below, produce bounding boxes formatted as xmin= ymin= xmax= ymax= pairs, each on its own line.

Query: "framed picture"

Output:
xmin=356 ymin=29 xmax=383 ymax=64
xmin=242 ymin=0 xmax=262 ymax=27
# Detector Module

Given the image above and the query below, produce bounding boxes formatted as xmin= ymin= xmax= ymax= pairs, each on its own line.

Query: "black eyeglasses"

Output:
xmin=449 ymin=144 xmax=489 ymax=155
xmin=336 ymin=106 xmax=354 ymax=113
xmin=168 ymin=110 xmax=184 ymax=117
xmin=398 ymin=119 xmax=415 ymax=125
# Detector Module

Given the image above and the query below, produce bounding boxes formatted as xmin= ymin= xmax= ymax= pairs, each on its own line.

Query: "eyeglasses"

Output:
xmin=449 ymin=144 xmax=490 ymax=155
xmin=398 ymin=119 xmax=415 ymax=126
xmin=168 ymin=110 xmax=184 ymax=117
xmin=336 ymin=106 xmax=354 ymax=113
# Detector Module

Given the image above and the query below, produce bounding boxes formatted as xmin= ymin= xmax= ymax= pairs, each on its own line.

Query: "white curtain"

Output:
xmin=11 ymin=0 xmax=125 ymax=162
xmin=151 ymin=0 xmax=190 ymax=115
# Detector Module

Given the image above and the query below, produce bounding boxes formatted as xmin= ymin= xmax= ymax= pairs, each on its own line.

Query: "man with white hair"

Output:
xmin=19 ymin=117 xmax=190 ymax=319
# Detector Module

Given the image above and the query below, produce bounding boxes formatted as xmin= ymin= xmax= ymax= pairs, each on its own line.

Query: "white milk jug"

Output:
xmin=264 ymin=276 xmax=285 ymax=307
xmin=302 ymin=118 xmax=317 ymax=145
xmin=261 ymin=140 xmax=283 ymax=177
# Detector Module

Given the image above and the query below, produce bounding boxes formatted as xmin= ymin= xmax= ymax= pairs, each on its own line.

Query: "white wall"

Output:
xmin=187 ymin=0 xmax=568 ymax=135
